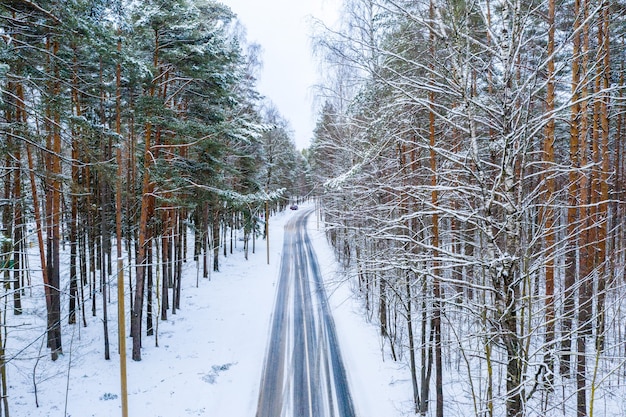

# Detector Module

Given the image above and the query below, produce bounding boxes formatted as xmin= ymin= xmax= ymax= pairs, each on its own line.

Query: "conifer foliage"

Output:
xmin=0 ymin=0 xmax=307 ymax=409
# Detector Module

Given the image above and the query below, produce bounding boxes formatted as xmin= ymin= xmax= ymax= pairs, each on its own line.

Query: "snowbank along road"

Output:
xmin=256 ymin=209 xmax=356 ymax=417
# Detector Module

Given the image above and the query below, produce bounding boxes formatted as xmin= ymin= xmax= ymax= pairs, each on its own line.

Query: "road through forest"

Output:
xmin=256 ymin=209 xmax=357 ymax=417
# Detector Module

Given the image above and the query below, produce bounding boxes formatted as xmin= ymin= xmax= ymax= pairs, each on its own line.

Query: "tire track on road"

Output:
xmin=256 ymin=209 xmax=356 ymax=417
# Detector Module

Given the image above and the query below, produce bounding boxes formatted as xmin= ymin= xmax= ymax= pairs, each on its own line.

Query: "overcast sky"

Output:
xmin=221 ymin=0 xmax=340 ymax=149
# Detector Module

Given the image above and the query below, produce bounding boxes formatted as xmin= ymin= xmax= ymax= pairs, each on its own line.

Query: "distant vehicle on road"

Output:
xmin=290 ymin=204 xmax=298 ymax=210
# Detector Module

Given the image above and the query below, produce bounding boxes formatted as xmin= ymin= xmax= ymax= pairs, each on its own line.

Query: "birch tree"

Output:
xmin=311 ymin=0 xmax=626 ymax=415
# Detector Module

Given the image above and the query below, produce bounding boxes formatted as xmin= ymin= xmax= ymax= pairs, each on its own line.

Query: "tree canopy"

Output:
xmin=0 ymin=0 xmax=309 ymax=378
xmin=309 ymin=1 xmax=626 ymax=416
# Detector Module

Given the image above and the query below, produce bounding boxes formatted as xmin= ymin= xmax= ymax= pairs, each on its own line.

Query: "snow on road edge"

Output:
xmin=306 ymin=211 xmax=414 ymax=417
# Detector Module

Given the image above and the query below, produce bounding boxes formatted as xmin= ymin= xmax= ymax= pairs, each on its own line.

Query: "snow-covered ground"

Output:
xmin=7 ymin=204 xmax=413 ymax=417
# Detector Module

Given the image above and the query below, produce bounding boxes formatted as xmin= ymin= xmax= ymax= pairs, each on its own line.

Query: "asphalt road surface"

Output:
xmin=256 ymin=209 xmax=356 ymax=417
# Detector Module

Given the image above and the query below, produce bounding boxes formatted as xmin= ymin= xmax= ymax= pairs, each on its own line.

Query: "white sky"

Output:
xmin=221 ymin=0 xmax=341 ymax=149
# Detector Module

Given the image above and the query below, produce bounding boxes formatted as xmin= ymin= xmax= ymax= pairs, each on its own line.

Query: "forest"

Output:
xmin=3 ymin=0 xmax=626 ymax=417
xmin=0 ymin=0 xmax=309 ymax=415
xmin=308 ymin=0 xmax=626 ymax=416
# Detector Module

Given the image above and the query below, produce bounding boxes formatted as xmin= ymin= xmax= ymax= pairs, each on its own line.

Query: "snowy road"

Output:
xmin=256 ymin=209 xmax=356 ymax=417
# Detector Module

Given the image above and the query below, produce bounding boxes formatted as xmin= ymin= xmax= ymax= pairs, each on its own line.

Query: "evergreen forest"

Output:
xmin=0 ymin=0 xmax=308 ymax=412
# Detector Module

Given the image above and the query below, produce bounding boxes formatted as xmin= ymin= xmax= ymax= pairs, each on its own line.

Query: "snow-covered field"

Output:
xmin=7 ymin=204 xmax=412 ymax=417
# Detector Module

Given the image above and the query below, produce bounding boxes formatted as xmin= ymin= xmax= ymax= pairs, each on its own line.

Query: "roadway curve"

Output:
xmin=256 ymin=209 xmax=356 ymax=417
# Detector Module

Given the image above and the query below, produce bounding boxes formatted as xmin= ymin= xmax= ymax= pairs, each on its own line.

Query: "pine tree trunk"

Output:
xmin=99 ymin=57 xmax=111 ymax=360
xmin=577 ymin=2 xmax=591 ymax=414
xmin=419 ymin=272 xmax=434 ymax=415
xmin=132 ymin=154 xmax=154 ymax=360
xmin=595 ymin=0 xmax=611 ymax=352
xmin=543 ymin=0 xmax=557 ymax=379
xmin=69 ymin=52 xmax=81 ymax=325
xmin=406 ymin=277 xmax=419 ymax=413
xmin=175 ymin=213 xmax=183 ymax=310
xmin=563 ymin=0 xmax=582 ymax=378
xmin=13 ymin=168 xmax=23 ymax=315
xmin=47 ymin=37 xmax=63 ymax=360
xmin=132 ymin=28 xmax=161 ymax=361
xmin=161 ymin=226 xmax=170 ymax=316
xmin=146 ymin=245 xmax=154 ymax=335
xmin=212 ymin=206 xmax=220 ymax=272
xmin=115 ymin=32 xmax=129 ymax=414
xmin=428 ymin=4 xmax=443 ymax=414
